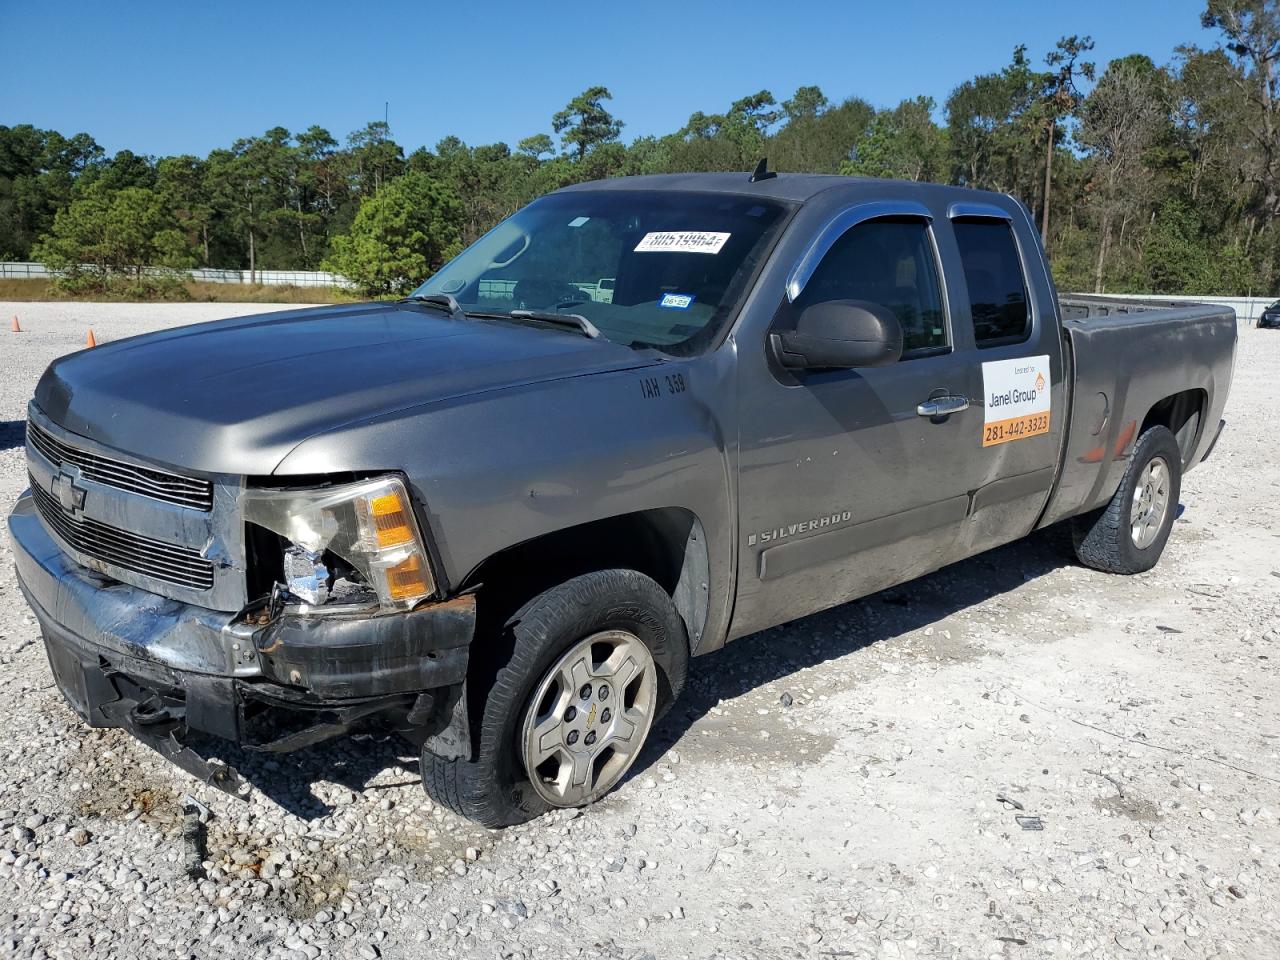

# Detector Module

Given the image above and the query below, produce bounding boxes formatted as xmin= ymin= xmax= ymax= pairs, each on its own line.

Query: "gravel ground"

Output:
xmin=0 ymin=301 xmax=1277 ymax=960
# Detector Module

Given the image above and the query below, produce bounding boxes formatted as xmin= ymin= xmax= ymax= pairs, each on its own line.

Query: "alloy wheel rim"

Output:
xmin=1130 ymin=456 xmax=1171 ymax=549
xmin=520 ymin=629 xmax=658 ymax=808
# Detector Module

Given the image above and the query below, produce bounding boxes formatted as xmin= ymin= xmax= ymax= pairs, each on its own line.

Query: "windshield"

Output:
xmin=413 ymin=190 xmax=790 ymax=354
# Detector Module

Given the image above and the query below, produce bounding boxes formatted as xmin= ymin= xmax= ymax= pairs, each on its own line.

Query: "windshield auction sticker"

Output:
xmin=981 ymin=355 xmax=1051 ymax=447
xmin=634 ymin=231 xmax=731 ymax=254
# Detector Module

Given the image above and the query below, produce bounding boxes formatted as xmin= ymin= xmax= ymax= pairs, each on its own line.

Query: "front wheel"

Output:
xmin=422 ymin=569 xmax=688 ymax=827
xmin=1072 ymin=424 xmax=1182 ymax=574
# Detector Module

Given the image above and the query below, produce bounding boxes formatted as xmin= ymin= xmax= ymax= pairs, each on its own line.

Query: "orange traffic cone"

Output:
xmin=10 ymin=315 xmax=20 ymax=333
xmin=85 ymin=329 xmax=97 ymax=348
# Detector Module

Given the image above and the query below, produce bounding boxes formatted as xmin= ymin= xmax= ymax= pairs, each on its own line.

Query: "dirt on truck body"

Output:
xmin=8 ymin=170 xmax=1236 ymax=826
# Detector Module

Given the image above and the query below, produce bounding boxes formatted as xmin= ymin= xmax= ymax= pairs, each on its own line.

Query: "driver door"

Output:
xmin=731 ymin=210 xmax=982 ymax=638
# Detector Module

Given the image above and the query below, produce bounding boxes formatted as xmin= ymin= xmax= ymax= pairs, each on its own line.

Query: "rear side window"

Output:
xmin=795 ymin=218 xmax=947 ymax=354
xmin=954 ymin=221 xmax=1030 ymax=346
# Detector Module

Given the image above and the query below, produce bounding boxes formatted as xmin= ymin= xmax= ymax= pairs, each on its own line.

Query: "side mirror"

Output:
xmin=771 ymin=299 xmax=904 ymax=370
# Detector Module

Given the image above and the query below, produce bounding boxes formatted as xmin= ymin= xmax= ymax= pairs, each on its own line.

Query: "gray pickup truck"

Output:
xmin=9 ymin=172 xmax=1236 ymax=826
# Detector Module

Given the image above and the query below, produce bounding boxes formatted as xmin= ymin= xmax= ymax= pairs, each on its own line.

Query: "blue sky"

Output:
xmin=4 ymin=0 xmax=1216 ymax=158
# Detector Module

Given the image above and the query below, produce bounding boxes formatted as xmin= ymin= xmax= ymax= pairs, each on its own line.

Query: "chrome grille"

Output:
xmin=30 ymin=476 xmax=215 ymax=590
xmin=27 ymin=419 xmax=213 ymax=511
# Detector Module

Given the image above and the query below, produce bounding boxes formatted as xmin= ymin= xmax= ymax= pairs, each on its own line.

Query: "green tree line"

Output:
xmin=2 ymin=0 xmax=1277 ymax=299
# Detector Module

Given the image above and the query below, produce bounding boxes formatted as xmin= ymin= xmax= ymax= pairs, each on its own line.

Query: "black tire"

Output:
xmin=1072 ymin=425 xmax=1182 ymax=574
xmin=422 ymin=569 xmax=688 ymax=827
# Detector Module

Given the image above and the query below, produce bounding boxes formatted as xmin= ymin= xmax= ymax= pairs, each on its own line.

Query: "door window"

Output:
xmin=794 ymin=218 xmax=947 ymax=354
xmin=953 ymin=220 xmax=1031 ymax=346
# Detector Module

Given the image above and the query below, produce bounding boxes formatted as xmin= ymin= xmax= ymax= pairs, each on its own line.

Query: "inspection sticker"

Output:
xmin=658 ymin=292 xmax=695 ymax=309
xmin=634 ymin=231 xmax=731 ymax=254
xmin=981 ymin=354 xmax=1051 ymax=447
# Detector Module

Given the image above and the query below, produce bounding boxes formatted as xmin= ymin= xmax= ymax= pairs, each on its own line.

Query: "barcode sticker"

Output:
xmin=634 ymin=231 xmax=731 ymax=254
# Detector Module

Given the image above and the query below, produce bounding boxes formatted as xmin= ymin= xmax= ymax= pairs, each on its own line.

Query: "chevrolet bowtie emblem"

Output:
xmin=54 ymin=471 xmax=87 ymax=514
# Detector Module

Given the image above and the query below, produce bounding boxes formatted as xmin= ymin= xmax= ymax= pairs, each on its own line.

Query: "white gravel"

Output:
xmin=1 ymin=301 xmax=1278 ymax=960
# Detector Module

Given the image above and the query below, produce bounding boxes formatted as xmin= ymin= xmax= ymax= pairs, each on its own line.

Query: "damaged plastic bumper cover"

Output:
xmin=7 ymin=491 xmax=475 ymax=797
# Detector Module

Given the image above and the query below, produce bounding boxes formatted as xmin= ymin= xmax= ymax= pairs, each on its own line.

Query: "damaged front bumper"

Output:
xmin=8 ymin=490 xmax=476 ymax=796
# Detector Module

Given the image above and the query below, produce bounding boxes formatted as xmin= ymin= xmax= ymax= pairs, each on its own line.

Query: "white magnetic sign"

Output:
xmin=981 ymin=355 xmax=1051 ymax=447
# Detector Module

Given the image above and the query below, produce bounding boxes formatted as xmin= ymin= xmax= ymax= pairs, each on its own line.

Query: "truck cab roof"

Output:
xmin=557 ymin=171 xmax=1024 ymax=213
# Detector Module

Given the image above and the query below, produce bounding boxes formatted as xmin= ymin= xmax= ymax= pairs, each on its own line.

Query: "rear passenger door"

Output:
xmin=945 ymin=206 xmax=1065 ymax=559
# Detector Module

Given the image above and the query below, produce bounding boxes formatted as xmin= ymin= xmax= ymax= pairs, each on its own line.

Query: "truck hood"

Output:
xmin=34 ymin=301 xmax=661 ymax=476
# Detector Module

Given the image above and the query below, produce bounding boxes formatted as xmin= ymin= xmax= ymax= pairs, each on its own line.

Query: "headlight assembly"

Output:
xmin=242 ymin=475 xmax=436 ymax=613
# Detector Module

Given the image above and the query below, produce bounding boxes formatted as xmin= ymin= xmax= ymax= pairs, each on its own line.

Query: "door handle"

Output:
xmin=917 ymin=396 xmax=970 ymax=418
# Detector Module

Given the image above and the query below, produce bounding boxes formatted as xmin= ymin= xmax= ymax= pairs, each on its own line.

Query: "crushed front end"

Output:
xmin=8 ymin=406 xmax=475 ymax=796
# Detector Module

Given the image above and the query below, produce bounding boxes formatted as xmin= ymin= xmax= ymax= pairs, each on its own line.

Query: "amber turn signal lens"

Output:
xmin=368 ymin=492 xmax=415 ymax=548
xmin=384 ymin=554 xmax=431 ymax=601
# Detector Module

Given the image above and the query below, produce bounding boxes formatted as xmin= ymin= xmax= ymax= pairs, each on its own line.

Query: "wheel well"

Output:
xmin=450 ymin=509 xmax=706 ymax=764
xmin=460 ymin=507 xmax=708 ymax=654
xmin=1141 ymin=389 xmax=1206 ymax=466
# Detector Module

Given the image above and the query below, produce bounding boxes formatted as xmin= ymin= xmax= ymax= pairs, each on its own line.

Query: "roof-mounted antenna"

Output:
xmin=749 ymin=157 xmax=777 ymax=183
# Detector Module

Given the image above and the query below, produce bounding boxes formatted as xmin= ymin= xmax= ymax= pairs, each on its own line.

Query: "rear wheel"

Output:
xmin=1072 ymin=425 xmax=1182 ymax=574
xmin=422 ymin=569 xmax=687 ymax=827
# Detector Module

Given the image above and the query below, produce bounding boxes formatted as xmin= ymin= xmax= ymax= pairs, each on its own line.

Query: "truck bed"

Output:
xmin=1039 ymin=296 xmax=1237 ymax=528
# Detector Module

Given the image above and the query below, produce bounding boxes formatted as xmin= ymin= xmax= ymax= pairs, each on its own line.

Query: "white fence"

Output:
xmin=188 ymin=267 xmax=353 ymax=288
xmin=2 ymin=261 xmax=1273 ymax=316
xmin=0 ymin=261 xmax=353 ymax=289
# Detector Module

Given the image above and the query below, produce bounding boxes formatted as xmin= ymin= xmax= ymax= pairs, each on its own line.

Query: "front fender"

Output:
xmin=274 ymin=355 xmax=736 ymax=649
